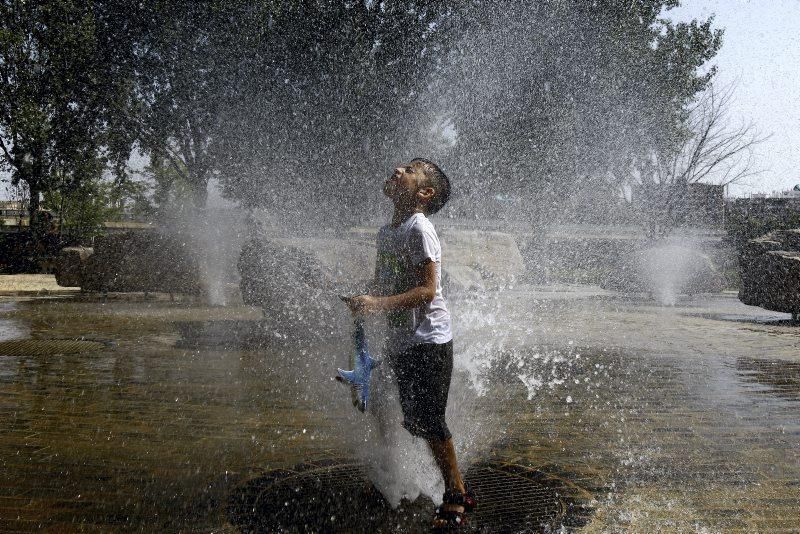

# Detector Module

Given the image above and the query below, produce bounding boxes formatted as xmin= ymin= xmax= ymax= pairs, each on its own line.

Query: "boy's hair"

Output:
xmin=412 ymin=158 xmax=451 ymax=214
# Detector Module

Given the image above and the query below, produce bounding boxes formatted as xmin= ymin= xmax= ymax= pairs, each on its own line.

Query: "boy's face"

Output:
xmin=384 ymin=161 xmax=434 ymax=207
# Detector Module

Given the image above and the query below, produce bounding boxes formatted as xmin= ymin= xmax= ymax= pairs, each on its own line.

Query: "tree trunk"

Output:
xmin=28 ymin=182 xmax=42 ymax=234
xmin=191 ymin=180 xmax=208 ymax=209
xmin=59 ymin=193 xmax=65 ymax=238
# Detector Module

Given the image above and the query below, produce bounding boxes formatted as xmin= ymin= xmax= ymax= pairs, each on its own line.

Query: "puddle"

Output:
xmin=0 ymin=302 xmax=28 ymax=342
xmin=173 ymin=320 xmax=264 ymax=349
xmin=734 ymin=357 xmax=800 ymax=401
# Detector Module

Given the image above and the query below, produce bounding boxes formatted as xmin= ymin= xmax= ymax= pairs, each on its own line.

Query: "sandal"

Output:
xmin=432 ymin=486 xmax=476 ymax=530
xmin=432 ymin=507 xmax=467 ymax=530
xmin=462 ymin=482 xmax=477 ymax=512
xmin=443 ymin=485 xmax=477 ymax=512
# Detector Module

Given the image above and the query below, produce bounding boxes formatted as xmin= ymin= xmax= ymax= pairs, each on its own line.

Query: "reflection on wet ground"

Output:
xmin=0 ymin=303 xmax=27 ymax=342
xmin=0 ymin=291 xmax=799 ymax=531
xmin=734 ymin=357 xmax=800 ymax=401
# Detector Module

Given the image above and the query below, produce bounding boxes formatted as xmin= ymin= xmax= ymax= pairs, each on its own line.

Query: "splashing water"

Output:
xmin=636 ymin=241 xmax=725 ymax=306
xmin=170 ymin=0 xmax=725 ymax=512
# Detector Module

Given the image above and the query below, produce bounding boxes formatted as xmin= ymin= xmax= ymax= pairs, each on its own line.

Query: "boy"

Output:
xmin=346 ymin=158 xmax=475 ymax=528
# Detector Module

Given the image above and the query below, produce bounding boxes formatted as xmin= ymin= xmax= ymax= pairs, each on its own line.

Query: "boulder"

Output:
xmin=439 ymin=229 xmax=525 ymax=291
xmin=739 ymin=229 xmax=800 ymax=316
xmin=238 ymin=236 xmax=374 ymax=335
xmin=55 ymin=232 xmax=203 ymax=295
xmin=54 ymin=246 xmax=93 ymax=287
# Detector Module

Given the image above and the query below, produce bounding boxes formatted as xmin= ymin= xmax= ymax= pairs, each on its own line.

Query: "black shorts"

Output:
xmin=391 ymin=340 xmax=453 ymax=441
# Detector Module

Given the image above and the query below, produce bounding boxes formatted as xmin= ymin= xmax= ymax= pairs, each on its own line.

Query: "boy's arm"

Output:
xmin=347 ymin=259 xmax=436 ymax=314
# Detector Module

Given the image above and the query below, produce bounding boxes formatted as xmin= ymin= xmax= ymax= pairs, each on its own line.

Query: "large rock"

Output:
xmin=439 ymin=229 xmax=525 ymax=291
xmin=238 ymin=236 xmax=374 ymax=335
xmin=54 ymin=246 xmax=93 ymax=287
xmin=739 ymin=229 xmax=800 ymax=316
xmin=55 ymin=232 xmax=203 ymax=295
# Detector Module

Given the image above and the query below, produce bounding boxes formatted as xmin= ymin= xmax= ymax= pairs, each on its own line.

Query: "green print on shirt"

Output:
xmin=378 ymin=251 xmax=412 ymax=329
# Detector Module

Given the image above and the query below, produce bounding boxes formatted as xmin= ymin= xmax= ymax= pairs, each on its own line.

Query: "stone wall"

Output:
xmin=739 ymin=229 xmax=800 ymax=316
xmin=517 ymin=235 xmax=639 ymax=284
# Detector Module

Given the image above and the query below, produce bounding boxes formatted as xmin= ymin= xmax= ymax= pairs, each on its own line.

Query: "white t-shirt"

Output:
xmin=375 ymin=212 xmax=452 ymax=353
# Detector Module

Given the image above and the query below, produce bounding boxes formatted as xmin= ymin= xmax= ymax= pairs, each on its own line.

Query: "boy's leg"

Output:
xmin=394 ymin=341 xmax=469 ymax=524
xmin=429 ymin=437 xmax=469 ymax=527
xmin=427 ymin=437 xmax=465 ymax=494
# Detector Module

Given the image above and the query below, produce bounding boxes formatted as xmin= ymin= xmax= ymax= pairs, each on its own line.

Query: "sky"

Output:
xmin=2 ymin=1 xmax=798 ymax=200
xmin=668 ymin=0 xmax=800 ymax=196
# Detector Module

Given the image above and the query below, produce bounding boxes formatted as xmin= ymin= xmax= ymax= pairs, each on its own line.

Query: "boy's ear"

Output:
xmin=416 ymin=186 xmax=436 ymax=202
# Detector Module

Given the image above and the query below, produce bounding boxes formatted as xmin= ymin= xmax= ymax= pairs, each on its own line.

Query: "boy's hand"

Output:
xmin=343 ymin=294 xmax=381 ymax=315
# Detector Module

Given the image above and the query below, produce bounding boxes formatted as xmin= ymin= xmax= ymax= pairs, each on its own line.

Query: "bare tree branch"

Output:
xmin=625 ymin=81 xmax=768 ymax=237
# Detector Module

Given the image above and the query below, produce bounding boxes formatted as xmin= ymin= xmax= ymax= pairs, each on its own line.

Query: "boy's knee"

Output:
xmin=402 ymin=418 xmax=452 ymax=441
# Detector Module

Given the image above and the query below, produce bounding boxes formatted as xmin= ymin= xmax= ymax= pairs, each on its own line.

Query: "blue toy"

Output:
xmin=336 ymin=316 xmax=379 ymax=412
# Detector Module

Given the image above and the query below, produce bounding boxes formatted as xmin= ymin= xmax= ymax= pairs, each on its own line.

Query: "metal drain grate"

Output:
xmin=0 ymin=339 xmax=107 ymax=356
xmin=227 ymin=460 xmax=565 ymax=533
xmin=467 ymin=465 xmax=563 ymax=531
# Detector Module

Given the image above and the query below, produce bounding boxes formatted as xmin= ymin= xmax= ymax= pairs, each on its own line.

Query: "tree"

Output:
xmin=430 ymin=0 xmax=723 ymax=224
xmin=0 ymin=0 xmax=143 ymax=234
xmin=207 ymin=0 xmax=724 ymax=228
xmin=130 ymin=0 xmax=284 ymax=209
xmin=213 ymin=0 xmax=454 ymax=226
xmin=2 ymin=0 xmax=727 ymax=234
xmin=43 ymin=176 xmax=114 ymax=239
xmin=625 ymin=83 xmax=764 ymax=238
xmin=145 ymin=154 xmax=195 ymax=219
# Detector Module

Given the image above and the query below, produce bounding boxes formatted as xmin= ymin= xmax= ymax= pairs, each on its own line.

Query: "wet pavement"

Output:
xmin=1 ymin=286 xmax=799 ymax=532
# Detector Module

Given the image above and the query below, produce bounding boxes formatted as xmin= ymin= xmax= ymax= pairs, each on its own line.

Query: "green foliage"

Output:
xmin=0 ymin=0 xmax=724 ymax=229
xmin=42 ymin=174 xmax=153 ymax=240
xmin=203 ymin=0 xmax=722 ymax=226
xmin=145 ymin=154 xmax=195 ymax=217
xmin=43 ymin=179 xmax=115 ymax=239
xmin=0 ymin=0 xmax=143 ymax=228
xmin=126 ymin=0 xmax=452 ymax=214
xmin=213 ymin=1 xmax=454 ymax=223
xmin=445 ymin=1 xmax=722 ymax=221
xmin=130 ymin=0 xmax=283 ymax=208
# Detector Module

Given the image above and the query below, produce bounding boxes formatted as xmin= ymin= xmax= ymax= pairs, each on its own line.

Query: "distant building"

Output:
xmin=747 ymin=185 xmax=800 ymax=199
xmin=776 ymin=185 xmax=800 ymax=199
xmin=1 ymin=200 xmax=153 ymax=234
xmin=0 ymin=201 xmax=27 ymax=230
